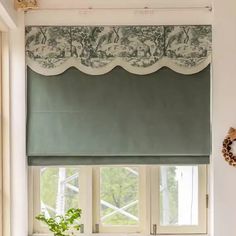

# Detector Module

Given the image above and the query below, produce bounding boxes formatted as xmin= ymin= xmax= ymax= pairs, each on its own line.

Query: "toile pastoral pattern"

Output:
xmin=26 ymin=25 xmax=212 ymax=75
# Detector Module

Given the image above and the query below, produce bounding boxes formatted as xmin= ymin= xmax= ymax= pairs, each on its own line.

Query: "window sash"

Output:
xmin=31 ymin=166 xmax=92 ymax=234
xmin=150 ymin=165 xmax=207 ymax=234
xmin=93 ymin=166 xmax=147 ymax=233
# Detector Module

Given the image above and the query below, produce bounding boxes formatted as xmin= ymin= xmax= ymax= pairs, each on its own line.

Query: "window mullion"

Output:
xmin=137 ymin=166 xmax=148 ymax=234
xmin=198 ymin=165 xmax=208 ymax=233
xmin=80 ymin=166 xmax=93 ymax=234
xmin=150 ymin=166 xmax=160 ymax=234
xmin=143 ymin=166 xmax=151 ymax=235
xmin=92 ymin=166 xmax=100 ymax=233
xmin=33 ymin=167 xmax=44 ymax=234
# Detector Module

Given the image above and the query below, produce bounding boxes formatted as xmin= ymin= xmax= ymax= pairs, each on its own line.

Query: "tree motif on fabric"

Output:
xmin=25 ymin=25 xmax=212 ymax=75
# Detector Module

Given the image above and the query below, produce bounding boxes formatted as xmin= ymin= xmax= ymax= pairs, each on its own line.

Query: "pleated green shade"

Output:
xmin=27 ymin=66 xmax=210 ymax=166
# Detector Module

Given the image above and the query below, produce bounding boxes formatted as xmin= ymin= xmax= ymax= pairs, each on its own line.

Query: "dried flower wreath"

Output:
xmin=222 ymin=127 xmax=236 ymax=166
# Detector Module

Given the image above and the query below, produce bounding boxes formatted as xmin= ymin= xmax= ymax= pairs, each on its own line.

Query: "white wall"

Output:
xmin=0 ymin=0 xmax=15 ymax=18
xmin=6 ymin=0 xmax=236 ymax=235
xmin=212 ymin=0 xmax=236 ymax=235
xmin=37 ymin=0 xmax=211 ymax=9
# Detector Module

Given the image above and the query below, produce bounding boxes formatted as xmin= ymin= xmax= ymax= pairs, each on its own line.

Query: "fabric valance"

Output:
xmin=26 ymin=25 xmax=212 ymax=76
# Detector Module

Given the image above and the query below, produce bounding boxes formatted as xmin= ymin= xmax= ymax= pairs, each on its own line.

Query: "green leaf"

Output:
xmin=35 ymin=208 xmax=82 ymax=236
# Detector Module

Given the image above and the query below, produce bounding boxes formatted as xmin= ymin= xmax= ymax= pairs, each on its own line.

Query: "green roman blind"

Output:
xmin=27 ymin=66 xmax=210 ymax=166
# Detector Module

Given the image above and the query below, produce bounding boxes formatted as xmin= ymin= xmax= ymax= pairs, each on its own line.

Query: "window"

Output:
xmin=31 ymin=165 xmax=207 ymax=235
xmin=93 ymin=166 xmax=147 ymax=233
xmin=32 ymin=167 xmax=89 ymax=234
xmin=160 ymin=166 xmax=199 ymax=226
xmin=150 ymin=166 xmax=207 ymax=234
xmin=40 ymin=167 xmax=80 ymax=216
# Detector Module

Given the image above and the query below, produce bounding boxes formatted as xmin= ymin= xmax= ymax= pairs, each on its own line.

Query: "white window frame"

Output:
xmin=1 ymin=32 xmax=11 ymax=236
xmin=31 ymin=166 xmax=93 ymax=235
xmin=93 ymin=166 xmax=148 ymax=234
xmin=30 ymin=165 xmax=207 ymax=235
xmin=150 ymin=165 xmax=207 ymax=234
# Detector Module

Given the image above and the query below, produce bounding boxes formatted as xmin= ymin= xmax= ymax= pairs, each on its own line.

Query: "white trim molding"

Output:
xmin=9 ymin=12 xmax=28 ymax=236
xmin=0 ymin=0 xmax=17 ymax=30
xmin=1 ymin=31 xmax=11 ymax=236
xmin=25 ymin=8 xmax=213 ymax=27
xmin=35 ymin=0 xmax=212 ymax=10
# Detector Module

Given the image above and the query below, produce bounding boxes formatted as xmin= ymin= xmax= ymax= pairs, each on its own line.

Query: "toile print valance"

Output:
xmin=26 ymin=25 xmax=212 ymax=76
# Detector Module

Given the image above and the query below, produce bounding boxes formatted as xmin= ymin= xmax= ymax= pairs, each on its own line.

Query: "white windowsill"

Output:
xmin=30 ymin=234 xmax=209 ymax=236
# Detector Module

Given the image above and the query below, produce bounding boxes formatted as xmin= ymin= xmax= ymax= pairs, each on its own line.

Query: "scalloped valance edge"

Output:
xmin=26 ymin=25 xmax=212 ymax=76
xmin=27 ymin=56 xmax=211 ymax=76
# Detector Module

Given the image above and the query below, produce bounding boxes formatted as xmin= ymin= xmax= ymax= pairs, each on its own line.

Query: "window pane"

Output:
xmin=100 ymin=167 xmax=139 ymax=226
xmin=160 ymin=166 xmax=198 ymax=226
xmin=40 ymin=167 xmax=80 ymax=217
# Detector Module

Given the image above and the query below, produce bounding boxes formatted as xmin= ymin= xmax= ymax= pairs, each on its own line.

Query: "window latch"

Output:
xmin=151 ymin=224 xmax=157 ymax=235
xmin=95 ymin=223 xmax=99 ymax=233
xmin=206 ymin=194 xmax=209 ymax=209
xmin=80 ymin=224 xmax=84 ymax=233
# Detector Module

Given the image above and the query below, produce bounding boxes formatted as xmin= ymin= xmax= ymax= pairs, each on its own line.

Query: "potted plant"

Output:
xmin=36 ymin=208 xmax=82 ymax=236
